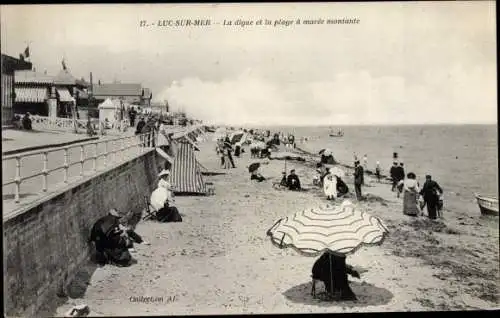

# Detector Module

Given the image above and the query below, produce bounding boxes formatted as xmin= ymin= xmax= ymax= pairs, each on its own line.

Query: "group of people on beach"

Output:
xmin=388 ymin=153 xmax=444 ymax=220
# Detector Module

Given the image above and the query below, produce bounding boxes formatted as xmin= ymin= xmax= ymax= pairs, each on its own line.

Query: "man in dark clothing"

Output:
xmin=22 ymin=113 xmax=32 ymax=130
xmin=89 ymin=209 xmax=143 ymax=267
xmin=419 ymin=175 xmax=443 ymax=220
xmin=390 ymin=162 xmax=399 ymax=191
xmin=128 ymin=107 xmax=137 ymax=127
xmin=353 ymin=161 xmax=364 ymax=200
xmin=286 ymin=169 xmax=301 ymax=191
xmin=311 ymin=252 xmax=360 ymax=300
xmin=135 ymin=117 xmax=146 ymax=135
xmin=396 ymin=162 xmax=406 ymax=198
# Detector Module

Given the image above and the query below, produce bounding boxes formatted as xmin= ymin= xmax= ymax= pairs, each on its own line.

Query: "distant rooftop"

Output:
xmin=92 ymin=83 xmax=143 ymax=96
xmin=54 ymin=69 xmax=77 ymax=85
xmin=14 ymin=70 xmax=54 ymax=84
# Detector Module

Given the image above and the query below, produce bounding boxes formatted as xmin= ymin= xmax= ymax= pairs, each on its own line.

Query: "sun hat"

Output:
xmin=158 ymin=169 xmax=170 ymax=178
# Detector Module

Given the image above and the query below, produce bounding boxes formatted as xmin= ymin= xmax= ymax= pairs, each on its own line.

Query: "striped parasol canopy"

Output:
xmin=266 ymin=200 xmax=389 ymax=257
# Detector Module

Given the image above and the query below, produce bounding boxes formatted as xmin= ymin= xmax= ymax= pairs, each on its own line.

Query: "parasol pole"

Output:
xmin=328 ymin=253 xmax=335 ymax=298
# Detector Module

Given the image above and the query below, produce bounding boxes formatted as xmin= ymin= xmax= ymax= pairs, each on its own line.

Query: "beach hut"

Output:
xmin=98 ymin=98 xmax=118 ymax=125
xmin=170 ymin=141 xmax=208 ymax=195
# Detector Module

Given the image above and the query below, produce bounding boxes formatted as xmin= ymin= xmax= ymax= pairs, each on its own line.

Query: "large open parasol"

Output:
xmin=267 ymin=200 xmax=389 ymax=257
xmin=267 ymin=200 xmax=389 ymax=298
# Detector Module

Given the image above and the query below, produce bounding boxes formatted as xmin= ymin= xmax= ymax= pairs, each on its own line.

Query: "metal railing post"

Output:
xmin=80 ymin=145 xmax=85 ymax=177
xmin=42 ymin=152 xmax=48 ymax=192
xmin=103 ymin=141 xmax=108 ymax=168
xmin=14 ymin=156 xmax=21 ymax=203
xmin=63 ymin=147 xmax=69 ymax=183
xmin=93 ymin=143 xmax=97 ymax=172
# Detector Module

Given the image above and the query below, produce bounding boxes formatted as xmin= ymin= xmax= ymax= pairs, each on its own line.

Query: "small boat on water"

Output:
xmin=474 ymin=193 xmax=499 ymax=216
xmin=329 ymin=128 xmax=344 ymax=137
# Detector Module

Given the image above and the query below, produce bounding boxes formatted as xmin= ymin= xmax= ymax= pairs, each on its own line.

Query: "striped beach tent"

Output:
xmin=267 ymin=200 xmax=389 ymax=257
xmin=170 ymin=141 xmax=207 ymax=195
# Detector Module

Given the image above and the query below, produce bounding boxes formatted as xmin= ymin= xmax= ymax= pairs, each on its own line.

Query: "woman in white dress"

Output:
xmin=323 ymin=169 xmax=338 ymax=200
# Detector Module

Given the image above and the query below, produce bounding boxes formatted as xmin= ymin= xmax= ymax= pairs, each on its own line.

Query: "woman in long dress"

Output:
xmin=323 ymin=170 xmax=337 ymax=200
xmin=403 ymin=172 xmax=420 ymax=216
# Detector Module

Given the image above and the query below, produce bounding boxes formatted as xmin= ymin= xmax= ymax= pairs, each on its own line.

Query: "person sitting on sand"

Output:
xmin=286 ymin=169 xmax=301 ymax=191
xmin=250 ymin=169 xmax=266 ymax=182
xmin=336 ymin=176 xmax=349 ymax=197
xmin=89 ymin=208 xmax=146 ymax=267
xmin=402 ymin=172 xmax=420 ymax=217
xmin=311 ymin=252 xmax=360 ymax=301
xmin=150 ymin=170 xmax=182 ymax=222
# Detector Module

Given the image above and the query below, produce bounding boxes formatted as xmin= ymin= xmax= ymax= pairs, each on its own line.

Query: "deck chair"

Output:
xmin=142 ymin=195 xmax=158 ymax=220
xmin=205 ymin=182 xmax=215 ymax=195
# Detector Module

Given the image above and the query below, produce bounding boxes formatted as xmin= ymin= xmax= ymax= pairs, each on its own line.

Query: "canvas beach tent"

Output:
xmin=98 ymin=98 xmax=118 ymax=125
xmin=170 ymin=141 xmax=209 ymax=195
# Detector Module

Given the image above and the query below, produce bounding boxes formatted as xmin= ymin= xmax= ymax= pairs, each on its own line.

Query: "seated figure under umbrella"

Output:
xmin=267 ymin=200 xmax=389 ymax=302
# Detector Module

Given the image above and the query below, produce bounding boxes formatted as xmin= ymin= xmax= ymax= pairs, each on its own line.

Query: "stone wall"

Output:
xmin=3 ymin=149 xmax=162 ymax=317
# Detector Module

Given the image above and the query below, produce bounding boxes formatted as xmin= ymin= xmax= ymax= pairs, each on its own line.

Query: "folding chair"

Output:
xmin=142 ymin=195 xmax=158 ymax=220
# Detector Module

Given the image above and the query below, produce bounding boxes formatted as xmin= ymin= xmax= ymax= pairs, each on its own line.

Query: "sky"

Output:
xmin=0 ymin=2 xmax=497 ymax=126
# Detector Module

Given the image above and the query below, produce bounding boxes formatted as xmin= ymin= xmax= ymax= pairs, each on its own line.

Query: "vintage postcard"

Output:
xmin=1 ymin=2 xmax=498 ymax=316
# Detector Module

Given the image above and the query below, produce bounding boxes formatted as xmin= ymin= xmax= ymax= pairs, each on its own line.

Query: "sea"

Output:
xmin=247 ymin=124 xmax=498 ymax=215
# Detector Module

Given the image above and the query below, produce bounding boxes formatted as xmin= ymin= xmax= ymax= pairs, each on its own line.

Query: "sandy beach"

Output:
xmin=52 ymin=134 xmax=499 ymax=316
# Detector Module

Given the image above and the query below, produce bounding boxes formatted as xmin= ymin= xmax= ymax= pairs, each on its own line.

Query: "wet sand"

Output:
xmin=53 ymin=135 xmax=499 ymax=316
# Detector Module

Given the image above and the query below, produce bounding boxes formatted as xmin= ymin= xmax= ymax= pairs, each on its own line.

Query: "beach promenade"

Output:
xmin=49 ymin=134 xmax=499 ymax=316
xmin=2 ymin=128 xmax=140 ymax=216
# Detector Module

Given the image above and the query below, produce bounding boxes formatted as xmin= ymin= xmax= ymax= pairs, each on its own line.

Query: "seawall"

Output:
xmin=3 ymin=149 xmax=162 ymax=317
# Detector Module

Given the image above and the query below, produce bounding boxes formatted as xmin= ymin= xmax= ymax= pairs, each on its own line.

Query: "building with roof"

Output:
xmin=91 ymin=83 xmax=152 ymax=107
xmin=1 ymin=54 xmax=32 ymax=125
xmin=13 ymin=70 xmax=54 ymax=116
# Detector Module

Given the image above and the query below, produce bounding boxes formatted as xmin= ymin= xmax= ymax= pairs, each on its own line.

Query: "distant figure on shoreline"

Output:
xmin=362 ymin=154 xmax=368 ymax=170
xmin=353 ymin=160 xmax=364 ymax=200
xmin=419 ymin=175 xmax=443 ymax=220
xmin=396 ymin=163 xmax=405 ymax=198
xmin=375 ymin=161 xmax=381 ymax=182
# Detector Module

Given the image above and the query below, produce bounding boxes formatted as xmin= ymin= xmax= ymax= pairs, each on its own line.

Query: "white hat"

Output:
xmin=158 ymin=169 xmax=170 ymax=178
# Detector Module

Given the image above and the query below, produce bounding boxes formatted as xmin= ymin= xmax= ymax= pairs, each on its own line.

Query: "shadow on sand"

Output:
xmin=37 ymin=257 xmax=98 ymax=317
xmin=283 ymin=280 xmax=393 ymax=308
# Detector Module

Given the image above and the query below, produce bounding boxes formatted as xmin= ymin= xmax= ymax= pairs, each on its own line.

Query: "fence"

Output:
xmin=14 ymin=113 xmax=100 ymax=132
xmin=2 ymin=131 xmax=156 ymax=206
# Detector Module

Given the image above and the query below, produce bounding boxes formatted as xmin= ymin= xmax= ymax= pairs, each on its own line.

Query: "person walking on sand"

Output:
xmin=390 ymin=162 xmax=399 ymax=191
xmin=396 ymin=163 xmax=405 ymax=198
xmin=402 ymin=172 xmax=420 ymax=216
xmin=419 ymin=175 xmax=443 ymax=220
xmin=354 ymin=160 xmax=364 ymax=200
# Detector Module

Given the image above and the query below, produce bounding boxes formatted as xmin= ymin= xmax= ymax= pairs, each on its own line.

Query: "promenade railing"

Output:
xmin=2 ymin=131 xmax=155 ymax=204
xmin=14 ymin=113 xmax=100 ymax=132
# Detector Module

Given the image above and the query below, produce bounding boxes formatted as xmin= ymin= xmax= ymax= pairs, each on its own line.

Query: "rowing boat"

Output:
xmin=474 ymin=193 xmax=499 ymax=216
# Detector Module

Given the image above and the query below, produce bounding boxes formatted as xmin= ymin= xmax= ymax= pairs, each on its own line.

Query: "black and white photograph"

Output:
xmin=1 ymin=2 xmax=498 ymax=316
